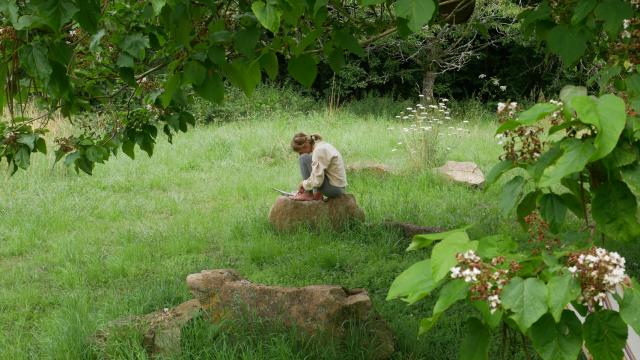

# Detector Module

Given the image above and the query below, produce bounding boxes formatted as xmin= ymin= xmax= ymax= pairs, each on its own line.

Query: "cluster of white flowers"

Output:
xmin=567 ymin=247 xmax=627 ymax=307
xmin=621 ymin=19 xmax=633 ymax=39
xmin=497 ymin=102 xmax=518 ymax=117
xmin=450 ymin=250 xmax=482 ymax=282
xmin=478 ymin=74 xmax=487 ymax=79
xmin=69 ymin=29 xmax=78 ymax=37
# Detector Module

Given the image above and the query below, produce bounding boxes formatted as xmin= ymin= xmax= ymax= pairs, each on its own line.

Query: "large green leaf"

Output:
xmin=592 ymin=181 xmax=640 ymax=242
xmin=431 ymin=232 xmax=477 ymax=282
xmin=539 ymin=139 xmax=595 ymax=187
xmin=500 ymin=176 xmax=526 ymax=216
xmin=529 ymin=312 xmax=583 ymax=360
xmin=182 ymin=61 xmax=207 ymax=86
xmin=19 ymin=43 xmax=52 ymax=83
xmin=74 ymin=0 xmax=100 ymax=34
xmin=529 ymin=144 xmax=562 ymax=181
xmin=222 ymin=60 xmax=261 ymax=96
xmin=234 ymin=27 xmax=261 ymax=56
xmin=517 ymin=190 xmax=540 ymax=227
xmin=476 ymin=234 xmax=517 ymax=259
xmin=332 ymin=29 xmax=365 ymax=58
xmin=458 ymin=318 xmax=490 ymax=360
xmin=406 ymin=227 xmax=470 ymax=251
xmin=394 ymin=0 xmax=436 ymax=33
xmin=501 ymin=277 xmax=548 ymax=332
xmin=151 ymin=0 xmax=166 ymax=15
xmin=546 ymin=273 xmax=581 ymax=322
xmin=0 ymin=1 xmax=19 ymax=26
xmin=620 ymin=281 xmax=640 ymax=334
xmin=517 ymin=103 xmax=559 ymax=125
xmin=571 ymin=0 xmax=597 ymax=25
xmin=621 ymin=163 xmax=640 ymax=200
xmin=260 ymin=51 xmax=278 ymax=80
xmin=194 ymin=71 xmax=224 ymax=104
xmin=36 ymin=0 xmax=78 ymax=32
xmin=287 ymin=54 xmax=317 ymax=88
xmin=559 ymin=85 xmax=587 ymax=109
xmin=539 ymin=193 xmax=567 ymax=233
xmin=485 ymin=160 xmax=513 ymax=188
xmin=387 ymin=259 xmax=441 ymax=304
xmin=583 ymin=310 xmax=628 ymax=360
xmin=252 ymin=1 xmax=281 ymax=33
xmin=546 ymin=25 xmax=587 ymax=66
xmin=572 ymin=94 xmax=626 ymax=161
xmin=120 ymin=33 xmax=150 ymax=60
xmin=160 ymin=74 xmax=181 ymax=108
xmin=594 ymin=0 xmax=633 ymax=37
xmin=433 ymin=279 xmax=468 ymax=315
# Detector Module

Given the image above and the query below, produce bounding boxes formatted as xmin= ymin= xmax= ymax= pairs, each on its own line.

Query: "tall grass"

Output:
xmin=0 ymin=89 xmax=602 ymax=359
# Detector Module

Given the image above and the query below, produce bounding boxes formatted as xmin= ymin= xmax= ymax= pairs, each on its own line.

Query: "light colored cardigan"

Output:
xmin=302 ymin=141 xmax=348 ymax=190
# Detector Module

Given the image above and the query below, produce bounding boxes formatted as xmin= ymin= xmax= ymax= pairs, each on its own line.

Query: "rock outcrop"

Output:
xmin=435 ymin=160 xmax=485 ymax=186
xmin=268 ymin=194 xmax=365 ymax=231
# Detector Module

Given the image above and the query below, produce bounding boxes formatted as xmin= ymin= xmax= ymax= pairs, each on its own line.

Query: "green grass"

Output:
xmin=1 ymin=96 xmax=549 ymax=359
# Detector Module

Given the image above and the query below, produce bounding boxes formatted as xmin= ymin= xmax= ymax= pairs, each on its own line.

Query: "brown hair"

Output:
xmin=291 ymin=132 xmax=322 ymax=152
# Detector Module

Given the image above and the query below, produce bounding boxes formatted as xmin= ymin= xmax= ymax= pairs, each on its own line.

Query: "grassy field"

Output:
xmin=1 ymin=92 xmax=605 ymax=359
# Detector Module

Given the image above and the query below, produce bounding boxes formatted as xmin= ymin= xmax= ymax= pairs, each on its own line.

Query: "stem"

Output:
xmin=579 ymin=172 xmax=590 ymax=228
xmin=521 ymin=333 xmax=531 ymax=360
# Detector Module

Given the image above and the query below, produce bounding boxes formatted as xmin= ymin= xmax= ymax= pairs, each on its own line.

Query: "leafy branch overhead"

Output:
xmin=0 ymin=0 xmax=447 ymax=174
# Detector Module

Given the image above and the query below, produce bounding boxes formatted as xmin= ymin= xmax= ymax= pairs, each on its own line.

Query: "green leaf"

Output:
xmin=332 ymin=29 xmax=365 ymax=58
xmin=500 ymin=176 xmax=526 ymax=216
xmin=620 ymin=281 xmax=640 ymax=334
xmin=473 ymin=301 xmax=503 ymax=328
xmin=394 ymin=0 xmax=436 ymax=33
xmin=234 ymin=27 xmax=261 ymax=56
xmin=539 ymin=139 xmax=595 ymax=187
xmin=495 ymin=120 xmax=521 ymax=134
xmin=222 ymin=60 xmax=261 ymax=97
xmin=583 ymin=310 xmax=628 ymax=360
xmin=327 ymin=49 xmax=346 ymax=73
xmin=431 ymin=232 xmax=477 ymax=282
xmin=458 ymin=318 xmax=490 ymax=360
xmin=571 ymin=0 xmax=597 ymax=25
xmin=252 ymin=1 xmax=282 ymax=33
xmin=19 ymin=43 xmax=52 ymax=82
xmin=386 ymin=259 xmax=441 ymax=304
xmin=360 ymin=0 xmax=385 ymax=5
xmin=74 ymin=0 xmax=100 ymax=34
xmin=36 ymin=0 xmax=78 ymax=32
xmin=35 ymin=138 xmax=47 ymax=154
xmin=287 ymin=54 xmax=317 ymax=88
xmin=418 ymin=314 xmax=441 ymax=335
xmin=182 ymin=61 xmax=206 ymax=86
xmin=260 ymin=51 xmax=278 ymax=80
xmin=627 ymin=74 xmax=640 ymax=98
xmin=151 ymin=0 xmax=166 ymax=15
xmin=517 ymin=103 xmax=559 ymax=125
xmin=546 ymin=273 xmax=581 ymax=322
xmin=433 ymin=279 xmax=468 ymax=315
xmin=120 ymin=33 xmax=150 ymax=60
xmin=594 ymin=0 xmax=633 ymax=37
xmin=476 ymin=235 xmax=517 ymax=259
xmin=294 ymin=29 xmax=322 ymax=56
xmin=517 ymin=190 xmax=540 ymax=227
xmin=529 ymin=144 xmax=562 ymax=182
xmin=592 ymin=94 xmax=626 ymax=161
xmin=501 ymin=277 xmax=548 ymax=332
xmin=546 ymin=25 xmax=587 ymax=66
xmin=17 ymin=134 xmax=38 ymax=151
xmin=530 ymin=312 xmax=583 ymax=360
xmin=89 ymin=29 xmax=105 ymax=53
xmin=592 ymin=180 xmax=640 ymax=242
xmin=539 ymin=193 xmax=567 ymax=233
xmin=485 ymin=160 xmax=513 ymax=188
xmin=407 ymin=234 xmax=436 ymax=251
xmin=86 ymin=145 xmax=108 ymax=163
xmin=559 ymin=85 xmax=587 ymax=109
xmin=116 ymin=53 xmax=134 ymax=68
xmin=598 ymin=66 xmax=621 ymax=92
xmin=14 ymin=146 xmax=30 ymax=169
xmin=160 ymin=74 xmax=181 ymax=108
xmin=208 ymin=46 xmax=226 ymax=65
xmin=621 ymin=163 xmax=640 ymax=200
xmin=194 ymin=70 xmax=224 ymax=104
xmin=0 ymin=1 xmax=19 ymax=26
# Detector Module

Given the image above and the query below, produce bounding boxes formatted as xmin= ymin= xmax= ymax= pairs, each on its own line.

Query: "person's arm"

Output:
xmin=302 ymin=147 xmax=330 ymax=190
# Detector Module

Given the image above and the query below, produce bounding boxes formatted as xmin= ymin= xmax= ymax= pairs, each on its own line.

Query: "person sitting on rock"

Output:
xmin=290 ymin=132 xmax=347 ymax=201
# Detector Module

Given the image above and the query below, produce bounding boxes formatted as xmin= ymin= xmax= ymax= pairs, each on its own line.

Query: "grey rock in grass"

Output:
xmin=268 ymin=194 xmax=365 ymax=231
xmin=187 ymin=269 xmax=395 ymax=359
xmin=383 ymin=221 xmax=446 ymax=238
xmin=346 ymin=162 xmax=394 ymax=175
xmin=435 ymin=160 xmax=485 ymax=186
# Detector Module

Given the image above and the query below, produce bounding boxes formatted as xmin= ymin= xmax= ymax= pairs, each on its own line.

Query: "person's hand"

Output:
xmin=296 ymin=184 xmax=305 ymax=195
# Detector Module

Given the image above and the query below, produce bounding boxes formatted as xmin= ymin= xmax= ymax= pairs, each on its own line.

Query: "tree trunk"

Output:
xmin=421 ymin=70 xmax=437 ymax=104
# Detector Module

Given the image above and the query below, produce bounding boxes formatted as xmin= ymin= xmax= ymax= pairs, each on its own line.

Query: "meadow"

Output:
xmin=2 ymin=90 xmax=636 ymax=359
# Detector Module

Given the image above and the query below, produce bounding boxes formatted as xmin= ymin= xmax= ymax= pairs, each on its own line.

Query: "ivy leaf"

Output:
xmin=546 ymin=273 xmax=581 ymax=322
xmin=120 ymin=33 xmax=150 ymax=60
xmin=19 ymin=43 xmax=52 ymax=83
xmin=458 ymin=318 xmax=490 ymax=360
xmin=394 ymin=0 xmax=436 ymax=33
xmin=594 ymin=0 xmax=633 ymax=37
xmin=592 ymin=180 xmax=640 ymax=242
xmin=539 ymin=139 xmax=595 ymax=188
xmin=501 ymin=277 xmax=548 ymax=332
xmin=500 ymin=176 xmax=526 ymax=216
xmin=546 ymin=25 xmax=587 ymax=66
xmin=194 ymin=70 xmax=224 ymax=104
xmin=529 ymin=312 xmax=583 ymax=360
xmin=620 ymin=281 xmax=640 ymax=334
xmin=74 ymin=0 xmax=100 ymax=34
xmin=251 ymin=1 xmax=281 ymax=33
xmin=386 ymin=259 xmax=442 ymax=304
xmin=431 ymin=232 xmax=477 ymax=282
xmin=287 ymin=54 xmax=317 ymax=88
xmin=583 ymin=310 xmax=628 ymax=360
xmin=539 ymin=193 xmax=567 ymax=233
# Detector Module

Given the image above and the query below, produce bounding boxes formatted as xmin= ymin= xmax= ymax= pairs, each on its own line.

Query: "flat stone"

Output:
xmin=187 ymin=269 xmax=395 ymax=359
xmin=347 ymin=162 xmax=393 ymax=175
xmin=435 ymin=160 xmax=485 ymax=186
xmin=268 ymin=194 xmax=365 ymax=231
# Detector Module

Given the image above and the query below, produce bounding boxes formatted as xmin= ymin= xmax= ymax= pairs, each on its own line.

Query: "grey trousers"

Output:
xmin=299 ymin=153 xmax=345 ymax=198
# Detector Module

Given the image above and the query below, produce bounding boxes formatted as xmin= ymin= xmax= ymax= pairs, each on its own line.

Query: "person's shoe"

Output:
xmin=291 ymin=191 xmax=314 ymax=201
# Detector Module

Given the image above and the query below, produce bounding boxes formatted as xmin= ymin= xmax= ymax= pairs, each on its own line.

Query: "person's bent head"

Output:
xmin=291 ymin=132 xmax=322 ymax=155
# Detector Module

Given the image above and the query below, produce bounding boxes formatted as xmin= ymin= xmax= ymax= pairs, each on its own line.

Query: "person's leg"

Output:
xmin=299 ymin=153 xmax=312 ymax=180
xmin=318 ymin=178 xmax=345 ymax=198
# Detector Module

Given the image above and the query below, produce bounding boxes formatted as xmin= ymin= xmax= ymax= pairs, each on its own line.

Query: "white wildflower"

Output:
xmin=478 ymin=74 xmax=486 ymax=79
xmin=497 ymin=102 xmax=507 ymax=113
xmin=500 ymin=85 xmax=507 ymax=91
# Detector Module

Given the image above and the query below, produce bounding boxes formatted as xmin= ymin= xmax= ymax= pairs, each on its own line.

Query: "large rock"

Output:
xmin=268 ymin=194 xmax=365 ymax=231
xmin=187 ymin=269 xmax=394 ymax=359
xmin=435 ymin=160 xmax=485 ymax=186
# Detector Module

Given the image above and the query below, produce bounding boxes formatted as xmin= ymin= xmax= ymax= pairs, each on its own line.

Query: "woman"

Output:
xmin=290 ymin=132 xmax=347 ymax=201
